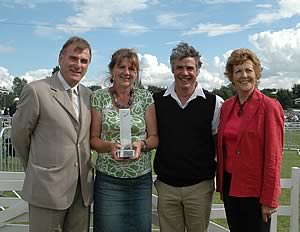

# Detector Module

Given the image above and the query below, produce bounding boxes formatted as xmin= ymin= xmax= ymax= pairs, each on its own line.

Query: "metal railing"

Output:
xmin=284 ymin=122 xmax=300 ymax=154
xmin=0 ymin=118 xmax=299 ymax=231
xmin=0 ymin=127 xmax=22 ymax=172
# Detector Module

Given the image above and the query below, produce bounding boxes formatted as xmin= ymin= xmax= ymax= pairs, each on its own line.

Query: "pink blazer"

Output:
xmin=216 ymin=88 xmax=284 ymax=208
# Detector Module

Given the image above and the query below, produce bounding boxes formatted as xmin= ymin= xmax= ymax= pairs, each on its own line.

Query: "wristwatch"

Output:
xmin=141 ymin=140 xmax=148 ymax=152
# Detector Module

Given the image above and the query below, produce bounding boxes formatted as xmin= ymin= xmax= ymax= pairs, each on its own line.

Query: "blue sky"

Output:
xmin=0 ymin=0 xmax=300 ymax=91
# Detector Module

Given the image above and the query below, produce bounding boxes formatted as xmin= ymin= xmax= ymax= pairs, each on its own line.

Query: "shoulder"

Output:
xmin=90 ymin=88 xmax=111 ymax=109
xmin=260 ymin=92 xmax=283 ymax=113
xmin=135 ymin=88 xmax=151 ymax=96
xmin=22 ymin=79 xmax=49 ymax=95
xmin=80 ymin=84 xmax=92 ymax=94
xmin=27 ymin=78 xmax=49 ymax=88
xmin=201 ymin=89 xmax=218 ymax=105
xmin=202 ymin=89 xmax=216 ymax=100
xmin=222 ymin=95 xmax=236 ymax=107
xmin=92 ymin=88 xmax=109 ymax=97
xmin=153 ymin=89 xmax=166 ymax=100
xmin=134 ymin=88 xmax=154 ymax=107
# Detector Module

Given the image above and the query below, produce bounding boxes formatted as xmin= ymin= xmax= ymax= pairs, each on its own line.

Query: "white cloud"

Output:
xmin=256 ymin=4 xmax=272 ymax=9
xmin=183 ymin=23 xmax=243 ymax=37
xmin=0 ymin=67 xmax=14 ymax=90
xmin=119 ymin=23 xmax=149 ymax=35
xmin=165 ymin=41 xmax=182 ymax=46
xmin=81 ymin=79 xmax=99 ymax=87
xmin=33 ymin=23 xmax=63 ymax=38
xmin=0 ymin=66 xmax=101 ymax=90
xmin=0 ymin=44 xmax=15 ymax=54
xmin=1 ymin=0 xmax=65 ymax=8
xmin=199 ymin=69 xmax=225 ymax=90
xmin=19 ymin=69 xmax=52 ymax=83
xmin=57 ymin=0 xmax=149 ymax=33
xmin=202 ymin=0 xmax=251 ymax=4
xmin=249 ymin=25 xmax=300 ymax=89
xmin=156 ymin=13 xmax=187 ymax=27
xmin=258 ymin=73 xmax=300 ymax=90
xmin=140 ymin=54 xmax=173 ymax=87
xmin=1 ymin=0 xmax=36 ymax=8
xmin=139 ymin=53 xmax=225 ymax=90
xmin=249 ymin=0 xmax=300 ymax=25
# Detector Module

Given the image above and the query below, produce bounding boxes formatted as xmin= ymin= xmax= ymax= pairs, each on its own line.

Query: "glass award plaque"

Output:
xmin=116 ymin=109 xmax=135 ymax=158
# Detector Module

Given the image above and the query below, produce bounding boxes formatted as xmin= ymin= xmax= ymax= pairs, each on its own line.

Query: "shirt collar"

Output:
xmin=163 ymin=81 xmax=206 ymax=108
xmin=57 ymin=71 xmax=79 ymax=94
xmin=163 ymin=81 xmax=206 ymax=99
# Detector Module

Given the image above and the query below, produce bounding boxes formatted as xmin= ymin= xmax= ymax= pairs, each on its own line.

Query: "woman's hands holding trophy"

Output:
xmin=111 ymin=140 xmax=146 ymax=161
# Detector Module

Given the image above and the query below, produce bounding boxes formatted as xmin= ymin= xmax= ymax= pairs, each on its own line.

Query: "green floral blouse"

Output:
xmin=90 ymin=87 xmax=154 ymax=178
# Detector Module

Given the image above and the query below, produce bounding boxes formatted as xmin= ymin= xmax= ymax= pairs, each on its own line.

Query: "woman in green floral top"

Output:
xmin=90 ymin=48 xmax=159 ymax=232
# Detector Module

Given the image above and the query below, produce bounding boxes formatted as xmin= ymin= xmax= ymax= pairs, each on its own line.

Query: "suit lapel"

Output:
xmin=50 ymin=74 xmax=80 ymax=123
xmin=235 ymin=88 xmax=262 ymax=147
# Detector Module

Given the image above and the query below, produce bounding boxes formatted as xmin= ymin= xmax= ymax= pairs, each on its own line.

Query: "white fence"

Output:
xmin=0 ymin=118 xmax=299 ymax=231
xmin=0 ymin=168 xmax=298 ymax=232
xmin=0 ymin=127 xmax=22 ymax=172
xmin=284 ymin=122 xmax=300 ymax=154
xmin=0 ymin=117 xmax=11 ymax=129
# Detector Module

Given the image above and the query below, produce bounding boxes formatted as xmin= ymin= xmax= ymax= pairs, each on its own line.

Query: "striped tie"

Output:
xmin=68 ymin=88 xmax=79 ymax=119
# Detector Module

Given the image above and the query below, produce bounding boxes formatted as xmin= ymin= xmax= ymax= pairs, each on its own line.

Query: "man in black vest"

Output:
xmin=153 ymin=42 xmax=223 ymax=232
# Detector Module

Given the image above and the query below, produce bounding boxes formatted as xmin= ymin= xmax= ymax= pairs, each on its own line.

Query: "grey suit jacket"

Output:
xmin=11 ymin=73 xmax=93 ymax=210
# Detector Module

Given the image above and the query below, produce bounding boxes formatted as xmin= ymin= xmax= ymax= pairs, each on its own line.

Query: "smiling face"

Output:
xmin=112 ymin=57 xmax=137 ymax=89
xmin=59 ymin=43 xmax=91 ymax=87
xmin=173 ymin=57 xmax=199 ymax=91
xmin=232 ymin=59 xmax=257 ymax=95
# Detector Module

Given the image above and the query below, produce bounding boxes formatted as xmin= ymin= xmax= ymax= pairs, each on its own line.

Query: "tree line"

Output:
xmin=1 ymin=77 xmax=299 ymax=112
xmin=147 ymin=84 xmax=300 ymax=110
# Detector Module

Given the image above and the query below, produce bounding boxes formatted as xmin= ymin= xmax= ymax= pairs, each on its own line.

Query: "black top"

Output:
xmin=153 ymin=89 xmax=216 ymax=187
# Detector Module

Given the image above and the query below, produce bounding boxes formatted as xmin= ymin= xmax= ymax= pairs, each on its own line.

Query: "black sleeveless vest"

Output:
xmin=153 ymin=89 xmax=216 ymax=187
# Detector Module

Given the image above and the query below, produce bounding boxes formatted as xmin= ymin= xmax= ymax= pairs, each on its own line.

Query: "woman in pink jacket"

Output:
xmin=216 ymin=48 xmax=284 ymax=232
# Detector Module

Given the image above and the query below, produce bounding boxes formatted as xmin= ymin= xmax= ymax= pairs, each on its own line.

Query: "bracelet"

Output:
xmin=141 ymin=140 xmax=148 ymax=152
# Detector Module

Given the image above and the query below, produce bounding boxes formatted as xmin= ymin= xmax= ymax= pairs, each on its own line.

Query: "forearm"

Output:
xmin=143 ymin=134 xmax=159 ymax=150
xmin=90 ymin=136 xmax=116 ymax=153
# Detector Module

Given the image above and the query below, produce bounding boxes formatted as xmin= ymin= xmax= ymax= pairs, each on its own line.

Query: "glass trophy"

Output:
xmin=116 ymin=109 xmax=135 ymax=158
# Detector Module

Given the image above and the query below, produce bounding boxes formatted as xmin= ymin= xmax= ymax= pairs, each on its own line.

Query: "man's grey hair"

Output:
xmin=170 ymin=42 xmax=202 ymax=73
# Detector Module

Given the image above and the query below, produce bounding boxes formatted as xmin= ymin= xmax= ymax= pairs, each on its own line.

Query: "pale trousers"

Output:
xmin=154 ymin=179 xmax=214 ymax=232
xmin=29 ymin=181 xmax=90 ymax=232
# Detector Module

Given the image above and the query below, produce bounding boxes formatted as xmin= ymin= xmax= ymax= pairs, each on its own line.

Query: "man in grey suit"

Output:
xmin=11 ymin=36 xmax=94 ymax=232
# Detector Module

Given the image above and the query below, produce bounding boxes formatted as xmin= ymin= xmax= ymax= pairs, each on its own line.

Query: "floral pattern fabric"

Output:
xmin=90 ymin=87 xmax=154 ymax=178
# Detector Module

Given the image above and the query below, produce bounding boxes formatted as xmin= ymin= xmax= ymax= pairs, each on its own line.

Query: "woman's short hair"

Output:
xmin=224 ymin=48 xmax=262 ymax=83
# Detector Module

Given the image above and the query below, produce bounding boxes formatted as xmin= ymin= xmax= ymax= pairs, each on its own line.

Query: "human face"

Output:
xmin=232 ymin=60 xmax=256 ymax=95
xmin=173 ymin=57 xmax=198 ymax=91
xmin=112 ymin=58 xmax=137 ymax=89
xmin=59 ymin=43 xmax=91 ymax=87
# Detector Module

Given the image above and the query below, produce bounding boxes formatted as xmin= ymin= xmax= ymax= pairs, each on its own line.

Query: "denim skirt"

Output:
xmin=93 ymin=171 xmax=152 ymax=232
